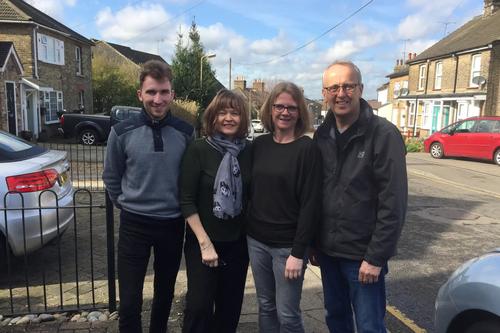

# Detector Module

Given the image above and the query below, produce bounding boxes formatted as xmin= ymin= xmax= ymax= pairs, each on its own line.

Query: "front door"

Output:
xmin=431 ymin=106 xmax=440 ymax=134
xmin=442 ymin=106 xmax=450 ymax=128
xmin=6 ymin=82 xmax=17 ymax=135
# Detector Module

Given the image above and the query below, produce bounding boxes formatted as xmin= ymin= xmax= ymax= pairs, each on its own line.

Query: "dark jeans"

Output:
xmin=319 ymin=253 xmax=388 ymax=333
xmin=117 ymin=217 xmax=185 ymax=333
xmin=182 ymin=233 xmax=249 ymax=333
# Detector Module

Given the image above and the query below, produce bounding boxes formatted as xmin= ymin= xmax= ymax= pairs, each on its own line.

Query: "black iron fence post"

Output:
xmin=105 ymin=190 xmax=117 ymax=313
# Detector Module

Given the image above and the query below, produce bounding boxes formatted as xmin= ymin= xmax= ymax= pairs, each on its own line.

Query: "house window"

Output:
xmin=457 ymin=103 xmax=468 ymax=121
xmin=37 ymin=33 xmax=65 ymax=65
xmin=423 ymin=103 xmax=432 ymax=128
xmin=435 ymin=62 xmax=443 ymax=89
xmin=419 ymin=65 xmax=426 ymax=90
xmin=470 ymin=54 xmax=481 ymax=87
xmin=393 ymin=81 xmax=400 ymax=98
xmin=76 ymin=46 xmax=82 ymax=75
xmin=43 ymin=91 xmax=63 ymax=123
xmin=78 ymin=90 xmax=84 ymax=109
xmin=408 ymin=103 xmax=415 ymax=127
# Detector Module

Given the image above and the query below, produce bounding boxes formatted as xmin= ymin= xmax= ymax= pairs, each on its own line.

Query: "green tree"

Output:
xmin=92 ymin=54 xmax=141 ymax=114
xmin=171 ymin=20 xmax=218 ymax=127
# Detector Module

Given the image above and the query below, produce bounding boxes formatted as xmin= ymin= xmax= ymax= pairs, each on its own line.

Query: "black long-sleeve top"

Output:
xmin=247 ymin=134 xmax=323 ymax=259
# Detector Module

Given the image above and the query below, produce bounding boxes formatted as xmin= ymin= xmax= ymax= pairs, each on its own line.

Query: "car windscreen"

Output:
xmin=0 ymin=131 xmax=46 ymax=162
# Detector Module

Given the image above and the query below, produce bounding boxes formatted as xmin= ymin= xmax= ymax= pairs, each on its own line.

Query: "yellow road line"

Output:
xmin=408 ymin=171 xmax=500 ymax=199
xmin=387 ymin=305 xmax=427 ymax=332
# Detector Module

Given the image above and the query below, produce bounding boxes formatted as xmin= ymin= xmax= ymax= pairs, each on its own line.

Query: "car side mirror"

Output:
xmin=448 ymin=130 xmax=454 ymax=136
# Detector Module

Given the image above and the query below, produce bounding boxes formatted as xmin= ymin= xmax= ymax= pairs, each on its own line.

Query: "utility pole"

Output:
xmin=438 ymin=22 xmax=456 ymax=38
xmin=398 ymin=39 xmax=410 ymax=65
xmin=229 ymin=58 xmax=231 ymax=90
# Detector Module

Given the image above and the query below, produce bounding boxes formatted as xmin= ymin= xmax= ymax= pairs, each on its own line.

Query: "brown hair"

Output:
xmin=203 ymin=89 xmax=250 ymax=139
xmin=260 ymin=82 xmax=311 ymax=138
xmin=140 ymin=60 xmax=173 ymax=88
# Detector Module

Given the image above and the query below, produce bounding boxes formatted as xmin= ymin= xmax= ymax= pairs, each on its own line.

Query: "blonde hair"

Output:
xmin=260 ymin=82 xmax=311 ymax=138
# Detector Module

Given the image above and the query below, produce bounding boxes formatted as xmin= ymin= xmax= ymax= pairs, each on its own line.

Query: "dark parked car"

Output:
xmin=423 ymin=116 xmax=500 ymax=166
xmin=59 ymin=106 xmax=141 ymax=145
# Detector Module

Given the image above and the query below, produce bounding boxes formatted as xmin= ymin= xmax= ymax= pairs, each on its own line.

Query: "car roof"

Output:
xmin=0 ymin=130 xmax=47 ymax=162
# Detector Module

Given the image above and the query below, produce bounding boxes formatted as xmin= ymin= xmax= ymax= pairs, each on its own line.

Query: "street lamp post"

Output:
xmin=200 ymin=53 xmax=216 ymax=87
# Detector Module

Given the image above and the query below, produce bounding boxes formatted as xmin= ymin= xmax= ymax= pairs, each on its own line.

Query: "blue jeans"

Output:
xmin=319 ymin=253 xmax=388 ymax=333
xmin=247 ymin=236 xmax=309 ymax=333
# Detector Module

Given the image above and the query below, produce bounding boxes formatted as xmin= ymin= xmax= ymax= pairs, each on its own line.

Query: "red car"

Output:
xmin=423 ymin=116 xmax=500 ymax=166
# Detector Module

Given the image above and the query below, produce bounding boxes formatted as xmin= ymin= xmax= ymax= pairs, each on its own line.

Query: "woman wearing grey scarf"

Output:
xmin=179 ymin=89 xmax=252 ymax=333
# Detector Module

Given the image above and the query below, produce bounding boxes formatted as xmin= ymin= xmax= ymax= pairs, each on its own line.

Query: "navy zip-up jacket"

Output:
xmin=313 ymin=99 xmax=408 ymax=267
xmin=103 ymin=107 xmax=195 ymax=222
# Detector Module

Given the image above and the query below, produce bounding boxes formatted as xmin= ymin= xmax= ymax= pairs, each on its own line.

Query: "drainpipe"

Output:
xmin=33 ymin=24 xmax=39 ymax=79
xmin=413 ymin=96 xmax=419 ymax=137
xmin=453 ymin=54 xmax=458 ymax=93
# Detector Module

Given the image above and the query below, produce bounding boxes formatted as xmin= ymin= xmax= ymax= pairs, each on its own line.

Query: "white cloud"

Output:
xmin=65 ymin=0 xmax=76 ymax=7
xmin=250 ymin=29 xmax=294 ymax=55
xmin=324 ymin=40 xmax=360 ymax=62
xmin=27 ymin=0 xmax=65 ymax=21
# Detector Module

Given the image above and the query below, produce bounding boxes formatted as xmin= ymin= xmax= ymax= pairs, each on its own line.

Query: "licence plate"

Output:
xmin=59 ymin=171 xmax=68 ymax=186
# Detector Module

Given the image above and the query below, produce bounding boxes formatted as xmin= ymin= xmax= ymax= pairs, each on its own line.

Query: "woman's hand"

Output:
xmin=200 ymin=242 xmax=219 ymax=267
xmin=285 ymin=255 xmax=303 ymax=282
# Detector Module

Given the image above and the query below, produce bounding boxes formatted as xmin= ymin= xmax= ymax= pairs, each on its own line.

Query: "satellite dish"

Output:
xmin=400 ymin=88 xmax=409 ymax=96
xmin=394 ymin=90 xmax=400 ymax=97
xmin=472 ymin=76 xmax=486 ymax=85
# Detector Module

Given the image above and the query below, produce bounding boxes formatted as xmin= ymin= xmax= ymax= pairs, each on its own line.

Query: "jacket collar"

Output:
xmin=317 ymin=98 xmax=374 ymax=139
xmin=140 ymin=106 xmax=171 ymax=129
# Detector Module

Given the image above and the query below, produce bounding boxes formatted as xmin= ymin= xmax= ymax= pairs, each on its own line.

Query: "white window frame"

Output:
xmin=470 ymin=54 xmax=481 ymax=87
xmin=435 ymin=62 xmax=443 ymax=89
xmin=76 ymin=46 xmax=82 ymax=75
xmin=37 ymin=33 xmax=65 ymax=65
xmin=393 ymin=81 xmax=400 ymax=98
xmin=408 ymin=103 xmax=415 ymax=127
xmin=422 ymin=102 xmax=432 ymax=129
xmin=457 ymin=102 xmax=469 ymax=121
xmin=419 ymin=65 xmax=426 ymax=90
xmin=43 ymin=91 xmax=63 ymax=124
xmin=78 ymin=90 xmax=84 ymax=108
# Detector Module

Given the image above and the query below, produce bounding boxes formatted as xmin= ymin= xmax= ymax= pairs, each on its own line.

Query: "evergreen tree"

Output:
xmin=171 ymin=20 xmax=218 ymax=113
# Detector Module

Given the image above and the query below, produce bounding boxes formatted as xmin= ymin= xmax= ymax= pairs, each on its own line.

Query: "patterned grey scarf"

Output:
xmin=208 ymin=133 xmax=245 ymax=219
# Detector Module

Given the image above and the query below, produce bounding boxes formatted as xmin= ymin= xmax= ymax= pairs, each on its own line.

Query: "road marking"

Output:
xmin=408 ymin=171 xmax=500 ymax=199
xmin=386 ymin=305 xmax=427 ymax=333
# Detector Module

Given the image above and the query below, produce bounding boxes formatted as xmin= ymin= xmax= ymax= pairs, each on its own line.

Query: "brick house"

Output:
xmin=0 ymin=0 xmax=93 ymax=139
xmin=0 ymin=41 xmax=23 ymax=135
xmin=400 ymin=0 xmax=500 ymax=138
xmin=91 ymin=39 xmax=167 ymax=68
xmin=232 ymin=77 xmax=269 ymax=119
xmin=385 ymin=57 xmax=412 ymax=132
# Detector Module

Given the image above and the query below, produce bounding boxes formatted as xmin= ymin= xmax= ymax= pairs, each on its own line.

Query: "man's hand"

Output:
xmin=285 ymin=255 xmax=303 ymax=282
xmin=309 ymin=248 xmax=320 ymax=266
xmin=359 ymin=261 xmax=382 ymax=284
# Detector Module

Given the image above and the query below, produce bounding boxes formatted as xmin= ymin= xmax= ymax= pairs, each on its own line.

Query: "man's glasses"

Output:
xmin=323 ymin=83 xmax=359 ymax=94
xmin=273 ymin=104 xmax=300 ymax=114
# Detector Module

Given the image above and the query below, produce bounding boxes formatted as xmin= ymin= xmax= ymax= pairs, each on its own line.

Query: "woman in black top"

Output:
xmin=179 ymin=89 xmax=252 ymax=333
xmin=247 ymin=82 xmax=323 ymax=332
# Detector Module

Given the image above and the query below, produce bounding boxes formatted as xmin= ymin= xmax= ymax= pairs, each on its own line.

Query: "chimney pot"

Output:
xmin=397 ymin=60 xmax=399 ymax=65
xmin=413 ymin=53 xmax=416 ymax=58
xmin=408 ymin=53 xmax=411 ymax=61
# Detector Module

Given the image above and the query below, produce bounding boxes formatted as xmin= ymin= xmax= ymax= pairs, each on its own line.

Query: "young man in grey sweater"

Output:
xmin=103 ymin=60 xmax=195 ymax=333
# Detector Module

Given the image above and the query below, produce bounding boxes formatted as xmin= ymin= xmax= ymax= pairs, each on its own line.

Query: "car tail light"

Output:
xmin=6 ymin=170 xmax=59 ymax=193
xmin=60 ymin=115 xmax=64 ymax=126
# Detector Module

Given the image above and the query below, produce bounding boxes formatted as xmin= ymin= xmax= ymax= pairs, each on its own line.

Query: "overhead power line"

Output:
xmin=234 ymin=0 xmax=374 ymax=66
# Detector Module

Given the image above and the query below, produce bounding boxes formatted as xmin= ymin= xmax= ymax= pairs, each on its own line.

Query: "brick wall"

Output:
xmin=0 ymin=24 xmax=34 ymax=75
xmin=0 ymin=56 xmax=23 ymax=133
xmin=485 ymin=42 xmax=500 ymax=115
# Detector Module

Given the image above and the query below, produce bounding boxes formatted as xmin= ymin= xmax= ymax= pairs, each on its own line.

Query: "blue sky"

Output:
xmin=29 ymin=0 xmax=485 ymax=100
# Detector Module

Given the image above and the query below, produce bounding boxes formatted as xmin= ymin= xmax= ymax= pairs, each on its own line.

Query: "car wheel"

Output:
xmin=79 ymin=129 xmax=98 ymax=146
xmin=430 ymin=142 xmax=444 ymax=159
xmin=465 ymin=320 xmax=500 ymax=333
xmin=494 ymin=148 xmax=500 ymax=166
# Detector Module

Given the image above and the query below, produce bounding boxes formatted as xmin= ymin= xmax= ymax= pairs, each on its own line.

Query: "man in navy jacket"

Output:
xmin=311 ymin=60 xmax=407 ymax=333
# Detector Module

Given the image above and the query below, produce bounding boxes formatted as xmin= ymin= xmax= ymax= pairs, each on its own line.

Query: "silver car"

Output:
xmin=435 ymin=248 xmax=500 ymax=333
xmin=252 ymin=119 xmax=265 ymax=133
xmin=0 ymin=130 xmax=75 ymax=265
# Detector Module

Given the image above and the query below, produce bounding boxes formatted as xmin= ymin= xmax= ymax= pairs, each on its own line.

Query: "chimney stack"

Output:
xmin=234 ymin=76 xmax=247 ymax=90
xmin=253 ymin=79 xmax=265 ymax=91
xmin=484 ymin=0 xmax=500 ymax=17
xmin=394 ymin=59 xmax=403 ymax=72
